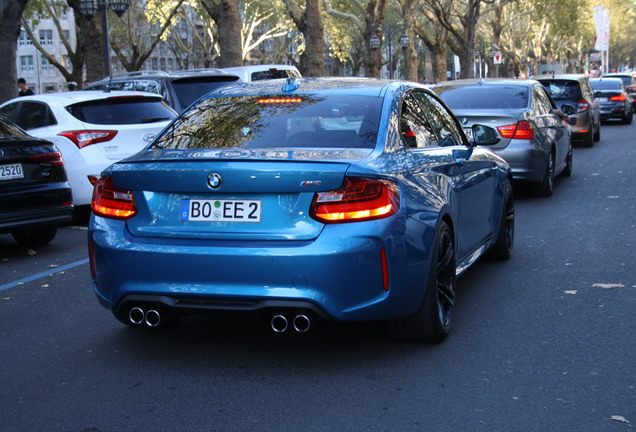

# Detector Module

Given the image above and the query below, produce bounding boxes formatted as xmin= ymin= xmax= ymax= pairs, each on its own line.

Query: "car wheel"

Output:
xmin=487 ymin=180 xmax=514 ymax=261
xmin=390 ymin=221 xmax=456 ymax=343
xmin=11 ymin=226 xmax=58 ymax=247
xmin=623 ymin=111 xmax=633 ymax=125
xmin=560 ymin=141 xmax=573 ymax=178
xmin=593 ymin=123 xmax=601 ymax=142
xmin=534 ymin=150 xmax=554 ymax=197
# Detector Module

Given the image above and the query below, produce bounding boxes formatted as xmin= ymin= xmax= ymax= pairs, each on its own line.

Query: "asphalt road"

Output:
xmin=1 ymin=120 xmax=634 ymax=432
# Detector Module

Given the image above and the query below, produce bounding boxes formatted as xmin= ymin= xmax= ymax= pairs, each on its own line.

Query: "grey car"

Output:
xmin=535 ymin=74 xmax=601 ymax=147
xmin=433 ymin=79 xmax=572 ymax=197
xmin=601 ymin=73 xmax=636 ymax=109
xmin=590 ymin=77 xmax=634 ymax=124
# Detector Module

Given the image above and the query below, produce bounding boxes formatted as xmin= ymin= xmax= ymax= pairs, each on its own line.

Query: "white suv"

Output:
xmin=0 ymin=91 xmax=176 ymax=206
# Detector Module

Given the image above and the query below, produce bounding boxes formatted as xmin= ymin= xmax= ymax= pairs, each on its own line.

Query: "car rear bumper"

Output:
xmin=0 ymin=206 xmax=74 ymax=233
xmin=88 ymin=214 xmax=431 ymax=323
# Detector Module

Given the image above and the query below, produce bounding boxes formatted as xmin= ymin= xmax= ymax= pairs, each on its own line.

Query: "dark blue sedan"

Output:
xmin=88 ymin=77 xmax=513 ymax=343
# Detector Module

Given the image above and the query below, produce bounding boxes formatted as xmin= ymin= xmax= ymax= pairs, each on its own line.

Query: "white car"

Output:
xmin=219 ymin=64 xmax=301 ymax=82
xmin=0 ymin=91 xmax=176 ymax=206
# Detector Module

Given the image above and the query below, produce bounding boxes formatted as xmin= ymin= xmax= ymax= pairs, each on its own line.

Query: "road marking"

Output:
xmin=0 ymin=258 xmax=89 ymax=292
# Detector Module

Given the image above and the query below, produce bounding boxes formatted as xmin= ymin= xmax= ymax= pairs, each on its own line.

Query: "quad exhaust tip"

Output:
xmin=128 ymin=306 xmax=161 ymax=327
xmin=271 ymin=314 xmax=311 ymax=333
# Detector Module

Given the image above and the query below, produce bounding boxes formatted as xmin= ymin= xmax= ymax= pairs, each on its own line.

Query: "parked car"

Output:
xmin=88 ymin=77 xmax=514 ymax=343
xmin=0 ymin=91 xmax=176 ymax=207
xmin=601 ymin=73 xmax=636 ymax=109
xmin=534 ymin=74 xmax=601 ymax=147
xmin=432 ymin=78 xmax=572 ymax=196
xmin=84 ymin=70 xmax=241 ymax=113
xmin=590 ymin=77 xmax=634 ymax=124
xmin=0 ymin=117 xmax=73 ymax=247
xmin=219 ymin=64 xmax=301 ymax=82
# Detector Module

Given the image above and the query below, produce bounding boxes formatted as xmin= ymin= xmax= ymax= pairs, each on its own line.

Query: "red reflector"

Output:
xmin=257 ymin=98 xmax=302 ymax=104
xmin=497 ymin=121 xmax=534 ymax=140
xmin=610 ymin=94 xmax=627 ymax=101
xmin=380 ymin=247 xmax=389 ymax=292
xmin=91 ymin=176 xmax=137 ymax=220
xmin=58 ymin=130 xmax=118 ymax=149
xmin=310 ymin=177 xmax=400 ymax=223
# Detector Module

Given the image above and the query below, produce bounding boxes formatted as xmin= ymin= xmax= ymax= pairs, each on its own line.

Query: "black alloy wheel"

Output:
xmin=488 ymin=179 xmax=514 ymax=261
xmin=535 ymin=150 xmax=555 ymax=197
xmin=390 ymin=221 xmax=456 ymax=343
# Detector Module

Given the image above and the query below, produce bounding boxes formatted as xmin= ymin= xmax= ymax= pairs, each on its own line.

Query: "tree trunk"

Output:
xmin=303 ymin=0 xmax=325 ymax=76
xmin=364 ymin=0 xmax=387 ymax=78
xmin=401 ymin=0 xmax=418 ymax=81
xmin=203 ymin=0 xmax=243 ymax=67
xmin=0 ymin=0 xmax=29 ymax=103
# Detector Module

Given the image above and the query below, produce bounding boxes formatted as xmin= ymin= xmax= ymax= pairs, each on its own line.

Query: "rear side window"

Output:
xmin=434 ymin=85 xmax=529 ymax=109
xmin=15 ymin=102 xmax=57 ymax=130
xmin=152 ymin=95 xmax=382 ymax=150
xmin=65 ymin=97 xmax=176 ymax=125
xmin=541 ymin=81 xmax=582 ymax=101
xmin=170 ymin=76 xmax=241 ymax=112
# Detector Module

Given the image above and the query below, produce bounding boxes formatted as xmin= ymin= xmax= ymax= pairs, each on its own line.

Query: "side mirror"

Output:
xmin=561 ymin=104 xmax=576 ymax=115
xmin=471 ymin=124 xmax=500 ymax=146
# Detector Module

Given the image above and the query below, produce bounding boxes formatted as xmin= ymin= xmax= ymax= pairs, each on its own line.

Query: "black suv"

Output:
xmin=84 ymin=70 xmax=241 ymax=114
xmin=535 ymin=74 xmax=601 ymax=147
xmin=602 ymin=73 xmax=636 ymax=109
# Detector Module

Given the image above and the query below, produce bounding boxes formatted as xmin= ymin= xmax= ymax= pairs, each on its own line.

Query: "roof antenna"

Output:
xmin=282 ymin=76 xmax=301 ymax=92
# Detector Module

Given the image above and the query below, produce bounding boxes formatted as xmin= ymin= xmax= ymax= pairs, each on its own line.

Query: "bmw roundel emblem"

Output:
xmin=207 ymin=173 xmax=222 ymax=189
xmin=461 ymin=117 xmax=468 ymax=125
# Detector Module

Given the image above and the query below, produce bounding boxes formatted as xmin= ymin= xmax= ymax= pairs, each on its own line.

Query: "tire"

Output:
xmin=593 ymin=123 xmax=601 ymax=142
xmin=488 ymin=180 xmax=514 ymax=261
xmin=560 ymin=141 xmax=573 ymax=178
xmin=581 ymin=130 xmax=594 ymax=148
xmin=534 ymin=150 xmax=554 ymax=197
xmin=390 ymin=221 xmax=456 ymax=343
xmin=11 ymin=226 xmax=58 ymax=247
xmin=623 ymin=111 xmax=633 ymax=125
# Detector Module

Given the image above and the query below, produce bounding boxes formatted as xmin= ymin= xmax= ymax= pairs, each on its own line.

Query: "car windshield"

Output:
xmin=152 ymin=94 xmax=382 ymax=150
xmin=0 ymin=118 xmax=27 ymax=136
xmin=170 ymin=76 xmax=241 ymax=111
xmin=100 ymin=80 xmax=162 ymax=94
xmin=66 ymin=97 xmax=176 ymax=125
xmin=606 ymin=76 xmax=630 ymax=87
xmin=434 ymin=85 xmax=529 ymax=109
xmin=540 ymin=81 xmax=582 ymax=100
xmin=592 ymin=80 xmax=622 ymax=90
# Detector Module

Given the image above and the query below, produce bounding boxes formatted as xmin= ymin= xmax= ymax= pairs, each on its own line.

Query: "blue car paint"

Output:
xmin=88 ymin=78 xmax=511 ymax=325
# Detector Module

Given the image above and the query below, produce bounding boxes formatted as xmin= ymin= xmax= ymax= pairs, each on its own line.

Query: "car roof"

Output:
xmin=533 ymin=74 xmax=589 ymax=82
xmin=602 ymin=73 xmax=632 ymax=77
xmin=90 ymin=69 xmax=241 ymax=85
xmin=435 ymin=78 xmax=536 ymax=87
xmin=2 ymin=90 xmax=164 ymax=107
xmin=206 ymin=77 xmax=403 ymax=98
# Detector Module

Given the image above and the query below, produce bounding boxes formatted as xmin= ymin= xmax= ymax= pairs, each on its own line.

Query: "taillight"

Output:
xmin=91 ymin=176 xmax=137 ymax=220
xmin=29 ymin=151 xmax=64 ymax=167
xmin=58 ymin=130 xmax=118 ymax=149
xmin=610 ymin=94 xmax=627 ymax=101
xmin=310 ymin=177 xmax=400 ymax=223
xmin=577 ymin=99 xmax=589 ymax=112
xmin=497 ymin=121 xmax=534 ymax=140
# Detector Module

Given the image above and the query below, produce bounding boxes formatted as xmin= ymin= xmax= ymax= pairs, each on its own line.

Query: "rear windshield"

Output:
xmin=92 ymin=80 xmax=162 ymax=94
xmin=540 ymin=81 xmax=582 ymax=100
xmin=251 ymin=69 xmax=300 ymax=81
xmin=171 ymin=76 xmax=241 ymax=111
xmin=434 ymin=85 xmax=529 ymax=109
xmin=0 ymin=118 xmax=27 ymax=136
xmin=591 ymin=79 xmax=622 ymax=90
xmin=65 ymin=97 xmax=176 ymax=125
xmin=605 ymin=76 xmax=631 ymax=87
xmin=152 ymin=95 xmax=382 ymax=150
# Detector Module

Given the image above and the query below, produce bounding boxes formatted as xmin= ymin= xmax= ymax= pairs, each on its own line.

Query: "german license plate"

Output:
xmin=0 ymin=163 xmax=24 ymax=181
xmin=597 ymin=97 xmax=608 ymax=102
xmin=180 ymin=199 xmax=261 ymax=222
xmin=463 ymin=127 xmax=473 ymax=140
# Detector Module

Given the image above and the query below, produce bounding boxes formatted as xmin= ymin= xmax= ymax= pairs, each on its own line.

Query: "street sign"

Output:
xmin=493 ymin=51 xmax=502 ymax=64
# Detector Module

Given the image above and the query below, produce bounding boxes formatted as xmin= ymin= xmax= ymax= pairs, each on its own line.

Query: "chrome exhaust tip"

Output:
xmin=271 ymin=315 xmax=288 ymax=333
xmin=129 ymin=307 xmax=145 ymax=325
xmin=293 ymin=314 xmax=311 ymax=333
xmin=145 ymin=309 xmax=161 ymax=327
